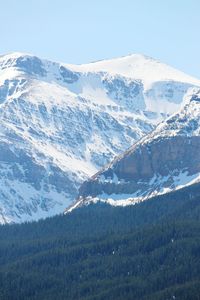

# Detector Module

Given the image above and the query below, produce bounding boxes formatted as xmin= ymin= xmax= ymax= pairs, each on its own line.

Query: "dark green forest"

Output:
xmin=0 ymin=183 xmax=200 ymax=300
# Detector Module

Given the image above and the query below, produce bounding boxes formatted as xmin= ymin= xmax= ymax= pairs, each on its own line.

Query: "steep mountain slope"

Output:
xmin=73 ymin=89 xmax=200 ymax=209
xmin=0 ymin=52 xmax=199 ymax=223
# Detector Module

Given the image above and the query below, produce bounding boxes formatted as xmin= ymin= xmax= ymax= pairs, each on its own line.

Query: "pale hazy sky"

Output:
xmin=0 ymin=0 xmax=200 ymax=78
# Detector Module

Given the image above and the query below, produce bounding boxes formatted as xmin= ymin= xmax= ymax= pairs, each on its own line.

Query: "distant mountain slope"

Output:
xmin=73 ymin=90 xmax=200 ymax=210
xmin=0 ymin=52 xmax=199 ymax=223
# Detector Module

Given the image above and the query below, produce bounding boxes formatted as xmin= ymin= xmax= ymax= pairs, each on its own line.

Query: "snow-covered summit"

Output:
xmin=66 ymin=53 xmax=200 ymax=89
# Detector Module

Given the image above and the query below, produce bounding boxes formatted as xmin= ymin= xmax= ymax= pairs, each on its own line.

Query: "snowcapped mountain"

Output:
xmin=72 ymin=89 xmax=200 ymax=210
xmin=0 ymin=52 xmax=199 ymax=223
xmin=67 ymin=53 xmax=200 ymax=114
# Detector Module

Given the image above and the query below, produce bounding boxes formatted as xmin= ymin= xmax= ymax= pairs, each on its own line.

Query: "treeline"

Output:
xmin=0 ymin=183 xmax=200 ymax=299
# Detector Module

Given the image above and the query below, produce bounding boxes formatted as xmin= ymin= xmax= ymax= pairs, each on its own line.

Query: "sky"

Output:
xmin=0 ymin=0 xmax=200 ymax=78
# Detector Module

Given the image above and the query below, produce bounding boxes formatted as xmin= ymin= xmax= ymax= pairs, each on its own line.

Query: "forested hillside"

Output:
xmin=0 ymin=184 xmax=200 ymax=299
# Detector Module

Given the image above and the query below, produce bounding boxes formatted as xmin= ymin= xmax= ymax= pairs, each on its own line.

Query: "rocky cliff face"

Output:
xmin=0 ymin=52 xmax=200 ymax=223
xmin=73 ymin=90 xmax=200 ymax=210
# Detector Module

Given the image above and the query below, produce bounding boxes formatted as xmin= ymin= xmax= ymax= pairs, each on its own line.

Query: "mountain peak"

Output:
xmin=89 ymin=53 xmax=156 ymax=64
xmin=67 ymin=53 xmax=200 ymax=89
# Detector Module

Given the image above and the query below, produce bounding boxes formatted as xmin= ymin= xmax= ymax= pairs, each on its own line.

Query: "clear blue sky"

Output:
xmin=0 ymin=0 xmax=200 ymax=78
